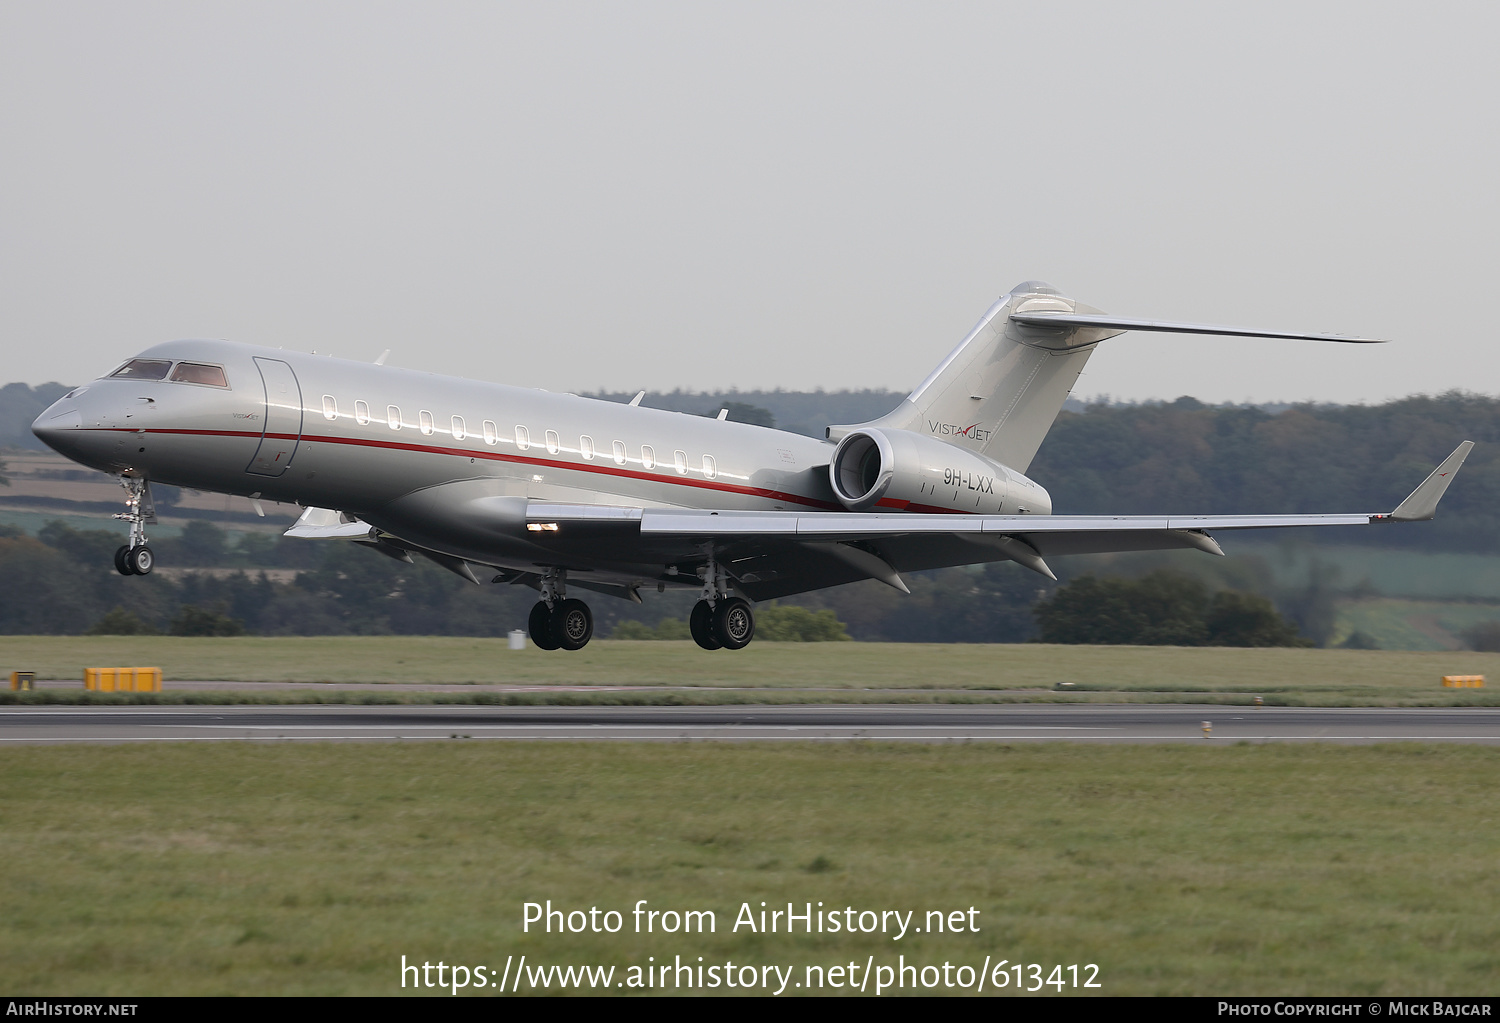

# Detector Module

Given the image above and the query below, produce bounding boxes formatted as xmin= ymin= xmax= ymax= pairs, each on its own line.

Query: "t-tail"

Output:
xmin=831 ymin=280 xmax=1386 ymax=473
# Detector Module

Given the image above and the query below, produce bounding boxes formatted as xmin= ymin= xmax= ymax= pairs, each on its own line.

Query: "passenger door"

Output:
xmin=245 ymin=357 xmax=303 ymax=477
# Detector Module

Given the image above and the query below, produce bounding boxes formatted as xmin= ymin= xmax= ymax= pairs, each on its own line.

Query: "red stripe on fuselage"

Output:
xmin=103 ymin=426 xmax=852 ymax=511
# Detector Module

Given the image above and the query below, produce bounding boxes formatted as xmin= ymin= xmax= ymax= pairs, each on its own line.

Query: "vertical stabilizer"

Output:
xmin=834 ymin=282 xmax=1121 ymax=473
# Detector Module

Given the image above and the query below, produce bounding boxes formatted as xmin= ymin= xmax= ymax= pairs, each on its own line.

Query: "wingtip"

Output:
xmin=1388 ymin=441 xmax=1474 ymax=521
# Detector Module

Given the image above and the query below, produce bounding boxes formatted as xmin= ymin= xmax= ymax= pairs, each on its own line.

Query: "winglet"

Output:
xmin=1385 ymin=441 xmax=1474 ymax=521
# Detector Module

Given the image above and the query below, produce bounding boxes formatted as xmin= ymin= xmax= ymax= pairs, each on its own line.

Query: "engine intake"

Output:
xmin=828 ymin=427 xmax=1051 ymax=515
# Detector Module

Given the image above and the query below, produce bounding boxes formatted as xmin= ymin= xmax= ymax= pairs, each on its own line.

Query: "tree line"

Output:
xmin=1028 ymin=393 xmax=1498 ymax=552
xmin=1 ymin=387 xmax=1495 ymax=644
xmin=0 ymin=519 xmax=1318 ymax=646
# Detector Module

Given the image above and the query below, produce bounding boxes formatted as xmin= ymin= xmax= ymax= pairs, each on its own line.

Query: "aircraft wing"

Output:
xmin=524 ymin=441 xmax=1474 ymax=601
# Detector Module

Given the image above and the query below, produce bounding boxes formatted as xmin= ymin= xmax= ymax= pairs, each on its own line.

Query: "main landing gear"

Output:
xmin=525 ymin=559 xmax=757 ymax=653
xmin=689 ymin=555 xmax=755 ymax=651
xmin=528 ymin=568 xmax=594 ymax=651
xmin=112 ymin=477 xmax=155 ymax=576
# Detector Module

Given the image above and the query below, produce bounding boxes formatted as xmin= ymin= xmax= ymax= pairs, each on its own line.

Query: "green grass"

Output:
xmin=4 ymin=637 xmax=1499 ymax=706
xmin=0 ymin=742 xmax=1496 ymax=995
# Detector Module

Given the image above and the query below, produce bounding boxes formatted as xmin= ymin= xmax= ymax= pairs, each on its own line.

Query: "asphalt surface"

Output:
xmin=3 ymin=704 xmax=1500 ymax=744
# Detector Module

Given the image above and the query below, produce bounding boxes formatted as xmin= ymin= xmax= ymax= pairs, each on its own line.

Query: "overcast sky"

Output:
xmin=2 ymin=2 xmax=1495 ymax=404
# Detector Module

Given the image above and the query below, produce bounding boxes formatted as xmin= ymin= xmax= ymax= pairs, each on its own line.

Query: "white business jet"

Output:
xmin=31 ymin=281 xmax=1472 ymax=651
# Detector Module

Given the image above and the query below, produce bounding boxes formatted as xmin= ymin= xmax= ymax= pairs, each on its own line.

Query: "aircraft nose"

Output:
xmin=32 ymin=389 xmax=98 ymax=462
xmin=32 ymin=406 xmax=82 ymax=439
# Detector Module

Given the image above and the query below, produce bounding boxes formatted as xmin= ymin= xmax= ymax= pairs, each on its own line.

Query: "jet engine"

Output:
xmin=827 ymin=427 xmax=1051 ymax=515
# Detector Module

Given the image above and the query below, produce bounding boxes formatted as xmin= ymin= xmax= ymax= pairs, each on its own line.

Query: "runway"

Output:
xmin=3 ymin=704 xmax=1500 ymax=744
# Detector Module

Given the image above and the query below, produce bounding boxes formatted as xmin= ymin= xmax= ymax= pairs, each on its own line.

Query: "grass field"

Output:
xmin=3 ymin=637 xmax=1498 ymax=706
xmin=0 ymin=742 xmax=1496 ymax=996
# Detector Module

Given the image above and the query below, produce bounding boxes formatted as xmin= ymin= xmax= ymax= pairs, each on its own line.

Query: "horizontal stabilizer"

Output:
xmin=1386 ymin=441 xmax=1474 ymax=521
xmin=1009 ymin=311 xmax=1388 ymax=344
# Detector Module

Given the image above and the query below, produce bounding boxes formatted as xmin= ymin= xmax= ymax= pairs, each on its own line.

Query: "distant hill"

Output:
xmin=0 ymin=382 xmax=72 ymax=450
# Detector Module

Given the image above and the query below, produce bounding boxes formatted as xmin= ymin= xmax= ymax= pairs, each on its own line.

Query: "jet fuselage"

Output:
xmin=31 ymin=337 xmax=1046 ymax=583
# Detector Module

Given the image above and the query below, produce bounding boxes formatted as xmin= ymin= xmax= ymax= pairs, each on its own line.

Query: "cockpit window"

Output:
xmin=110 ymin=359 xmax=172 ymax=380
xmin=170 ymin=362 xmax=229 ymax=387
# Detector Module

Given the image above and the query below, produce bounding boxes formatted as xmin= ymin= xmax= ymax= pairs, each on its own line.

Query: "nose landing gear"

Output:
xmin=527 ymin=568 xmax=594 ymax=651
xmin=112 ymin=477 xmax=156 ymax=576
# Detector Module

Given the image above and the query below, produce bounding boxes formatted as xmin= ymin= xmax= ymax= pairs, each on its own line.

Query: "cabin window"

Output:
xmin=612 ymin=440 xmax=626 ymax=465
xmin=321 ymin=395 xmax=338 ymax=420
xmin=419 ymin=410 xmax=434 ymax=436
xmin=515 ymin=426 xmax=530 ymax=451
xmin=674 ymin=450 xmax=688 ymax=475
xmin=110 ymin=359 xmax=172 ymax=380
xmin=171 ymin=362 xmax=229 ymax=387
xmin=355 ymin=400 xmax=370 ymax=425
xmin=387 ymin=405 xmax=401 ymax=430
xmin=482 ymin=420 xmax=497 ymax=445
xmin=545 ymin=430 xmax=560 ymax=454
xmin=703 ymin=454 xmax=717 ymax=479
xmin=580 ymin=435 xmax=595 ymax=460
xmin=641 ymin=445 xmax=656 ymax=470
xmin=451 ymin=415 xmax=466 ymax=441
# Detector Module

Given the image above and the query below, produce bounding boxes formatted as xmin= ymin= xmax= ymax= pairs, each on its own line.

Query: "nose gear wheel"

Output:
xmin=126 ymin=546 xmax=155 ymax=576
xmin=111 ymin=477 xmax=156 ymax=574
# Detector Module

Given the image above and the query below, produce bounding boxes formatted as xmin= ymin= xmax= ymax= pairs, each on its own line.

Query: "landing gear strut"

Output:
xmin=528 ymin=568 xmax=594 ymax=651
xmin=690 ymin=553 xmax=755 ymax=651
xmin=112 ymin=477 xmax=155 ymax=576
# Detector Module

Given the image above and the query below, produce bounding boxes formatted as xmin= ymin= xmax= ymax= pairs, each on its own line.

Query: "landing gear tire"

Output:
xmin=126 ymin=545 xmax=154 ymax=576
xmin=528 ymin=601 xmax=560 ymax=650
xmin=113 ymin=546 xmax=133 ymax=576
xmin=713 ymin=596 xmax=755 ymax=650
xmin=689 ymin=600 xmax=722 ymax=650
xmin=554 ymin=598 xmax=593 ymax=651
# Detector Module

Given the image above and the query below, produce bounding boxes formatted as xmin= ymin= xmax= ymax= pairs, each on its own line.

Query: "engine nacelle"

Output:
xmin=828 ymin=427 xmax=1052 ymax=515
